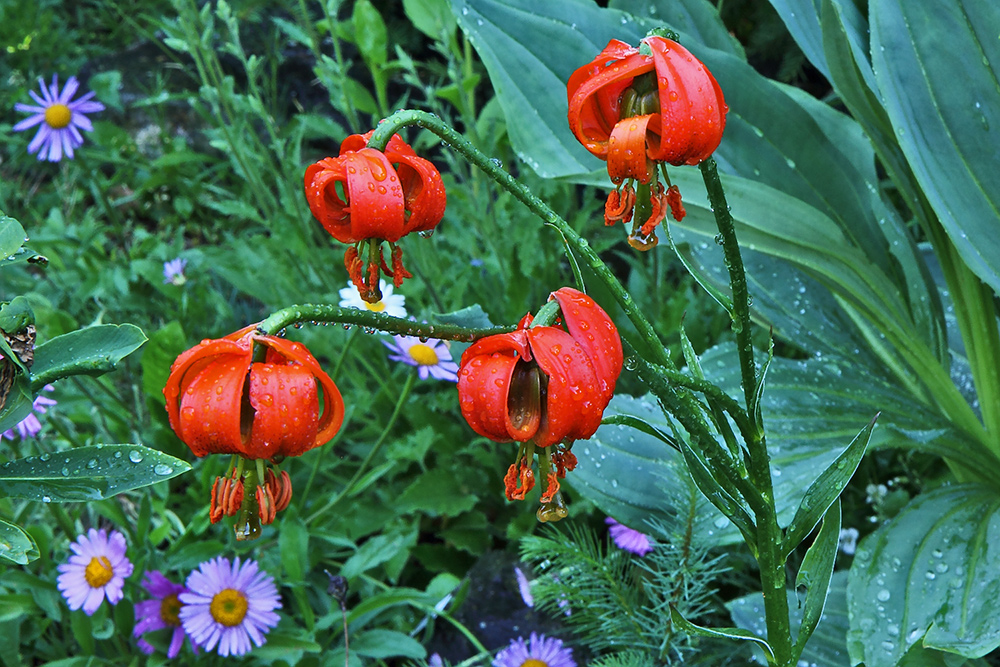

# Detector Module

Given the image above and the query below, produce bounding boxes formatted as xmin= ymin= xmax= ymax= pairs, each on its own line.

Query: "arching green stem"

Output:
xmin=257 ymin=304 xmax=513 ymax=340
xmin=367 ymin=109 xmax=674 ymax=370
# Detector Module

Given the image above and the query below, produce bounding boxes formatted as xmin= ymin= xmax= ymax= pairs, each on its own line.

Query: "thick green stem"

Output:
xmin=257 ymin=304 xmax=512 ymax=340
xmin=367 ymin=109 xmax=674 ymax=370
xmin=699 ymin=158 xmax=758 ymax=430
xmin=700 ymin=158 xmax=791 ymax=665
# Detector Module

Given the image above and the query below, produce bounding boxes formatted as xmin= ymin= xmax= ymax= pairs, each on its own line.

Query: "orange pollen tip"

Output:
xmin=84 ymin=556 xmax=114 ymax=588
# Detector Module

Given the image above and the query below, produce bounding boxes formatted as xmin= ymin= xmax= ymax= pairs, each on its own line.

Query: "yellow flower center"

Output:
xmin=364 ymin=300 xmax=386 ymax=312
xmin=44 ymin=103 xmax=72 ymax=129
xmin=408 ymin=343 xmax=439 ymax=366
xmin=521 ymin=660 xmax=548 ymax=667
xmin=84 ymin=556 xmax=114 ymax=588
xmin=160 ymin=593 xmax=182 ymax=626
xmin=209 ymin=588 xmax=248 ymax=627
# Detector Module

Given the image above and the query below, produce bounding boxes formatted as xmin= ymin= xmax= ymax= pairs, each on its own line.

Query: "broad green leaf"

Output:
xmin=793 ymin=500 xmax=841 ymax=661
xmin=871 ymin=0 xmax=1000 ymax=293
xmin=0 ymin=518 xmax=39 ymax=564
xmin=782 ymin=418 xmax=875 ymax=556
xmin=574 ymin=341 xmax=985 ymax=549
xmin=353 ymin=629 xmax=427 ymax=659
xmin=0 ymin=445 xmax=190 ymax=502
xmin=341 ymin=532 xmax=410 ymax=580
xmin=452 ymin=0 xmax=638 ymax=177
xmin=0 ymin=215 xmax=26 ymax=260
xmin=847 ymin=485 xmax=1000 ymax=665
xmin=609 ymin=0 xmax=745 ymax=58
xmin=766 ymin=0 xmax=828 ymax=78
xmin=31 ymin=324 xmax=147 ymax=389
xmin=395 ymin=467 xmax=477 ymax=517
xmin=671 ymin=605 xmax=774 ymax=660
xmin=403 ymin=0 xmax=456 ymax=40
xmin=571 ymin=394 xmax=731 ymax=545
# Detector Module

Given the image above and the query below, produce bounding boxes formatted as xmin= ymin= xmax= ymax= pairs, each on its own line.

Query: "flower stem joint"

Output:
xmin=568 ymin=35 xmax=727 ymax=249
xmin=304 ymin=131 xmax=447 ymax=303
xmin=164 ymin=325 xmax=345 ymax=539
xmin=457 ymin=288 xmax=623 ymax=521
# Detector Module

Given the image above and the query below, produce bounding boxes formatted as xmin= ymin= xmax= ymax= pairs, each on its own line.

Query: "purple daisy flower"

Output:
xmin=605 ymin=517 xmax=653 ymax=557
xmin=2 ymin=384 xmax=56 ymax=440
xmin=134 ymin=571 xmax=197 ymax=658
xmin=13 ymin=75 xmax=104 ymax=162
xmin=493 ymin=632 xmax=576 ymax=667
xmin=56 ymin=528 xmax=133 ymax=616
xmin=384 ymin=335 xmax=459 ymax=381
xmin=162 ymin=258 xmax=188 ymax=286
xmin=179 ymin=556 xmax=281 ymax=657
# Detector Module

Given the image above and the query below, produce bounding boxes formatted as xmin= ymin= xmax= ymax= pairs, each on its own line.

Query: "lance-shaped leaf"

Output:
xmin=0 ymin=518 xmax=39 ymax=564
xmin=0 ymin=445 xmax=190 ymax=502
xmin=31 ymin=324 xmax=147 ymax=389
xmin=671 ymin=604 xmax=774 ymax=661
xmin=676 ymin=434 xmax=757 ymax=554
xmin=870 ymin=0 xmax=1000 ymax=293
xmin=847 ymin=484 xmax=1000 ymax=666
xmin=782 ymin=415 xmax=876 ymax=556
xmin=792 ymin=499 xmax=841 ymax=662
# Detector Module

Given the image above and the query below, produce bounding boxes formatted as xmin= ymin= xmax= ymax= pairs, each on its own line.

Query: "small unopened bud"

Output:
xmin=325 ymin=570 xmax=348 ymax=610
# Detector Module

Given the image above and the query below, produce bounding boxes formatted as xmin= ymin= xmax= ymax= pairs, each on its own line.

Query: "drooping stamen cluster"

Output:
xmin=210 ymin=463 xmax=292 ymax=526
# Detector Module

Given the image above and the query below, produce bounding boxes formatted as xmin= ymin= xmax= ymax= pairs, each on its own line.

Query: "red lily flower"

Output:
xmin=304 ymin=131 xmax=446 ymax=302
xmin=568 ymin=35 xmax=727 ymax=248
xmin=457 ymin=288 xmax=622 ymax=517
xmin=163 ymin=325 xmax=344 ymax=531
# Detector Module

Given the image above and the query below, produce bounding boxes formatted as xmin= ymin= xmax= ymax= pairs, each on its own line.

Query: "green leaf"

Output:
xmin=353 ymin=0 xmax=388 ymax=68
xmin=278 ymin=514 xmax=310 ymax=583
xmin=452 ymin=0 xmax=633 ymax=177
xmin=571 ymin=394 xmax=730 ymax=545
xmin=730 ymin=572 xmax=851 ymax=666
xmin=675 ymin=434 xmax=757 ymax=553
xmin=0 ymin=215 xmax=26 ymax=260
xmin=31 ymin=324 xmax=147 ymax=389
xmin=671 ymin=605 xmax=774 ymax=660
xmin=341 ymin=533 xmax=410 ymax=581
xmin=793 ymin=499 xmax=841 ymax=661
xmin=609 ymin=0 xmax=745 ymax=58
xmin=395 ymin=468 xmax=477 ymax=518
xmin=782 ymin=416 xmax=875 ymax=556
xmin=871 ymin=0 xmax=1000 ymax=293
xmin=352 ymin=629 xmax=427 ymax=659
xmin=0 ymin=374 xmax=33 ymax=434
xmin=0 ymin=518 xmax=39 ymax=564
xmin=140 ymin=321 xmax=187 ymax=408
xmin=0 ymin=445 xmax=190 ymax=502
xmin=847 ymin=484 xmax=1000 ymax=665
xmin=403 ymin=0 xmax=456 ymax=40
xmin=765 ymin=0 xmax=827 ymax=76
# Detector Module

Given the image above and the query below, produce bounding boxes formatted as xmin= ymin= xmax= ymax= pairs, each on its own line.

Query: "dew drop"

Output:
xmin=128 ymin=450 xmax=144 ymax=463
